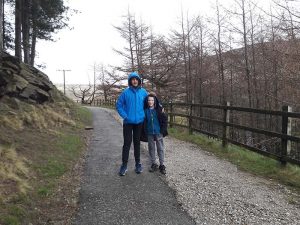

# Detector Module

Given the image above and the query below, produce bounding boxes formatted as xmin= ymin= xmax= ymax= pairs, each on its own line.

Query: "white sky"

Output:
xmin=35 ymin=0 xmax=239 ymax=85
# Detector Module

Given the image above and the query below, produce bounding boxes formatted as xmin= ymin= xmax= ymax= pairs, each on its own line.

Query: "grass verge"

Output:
xmin=0 ymin=102 xmax=92 ymax=225
xmin=169 ymin=127 xmax=300 ymax=193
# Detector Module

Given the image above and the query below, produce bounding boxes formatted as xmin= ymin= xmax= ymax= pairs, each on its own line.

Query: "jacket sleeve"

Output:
xmin=116 ymin=92 xmax=128 ymax=119
xmin=158 ymin=108 xmax=168 ymax=137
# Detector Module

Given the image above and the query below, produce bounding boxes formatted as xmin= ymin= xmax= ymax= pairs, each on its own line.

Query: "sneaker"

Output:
xmin=159 ymin=165 xmax=166 ymax=175
xmin=149 ymin=163 xmax=158 ymax=172
xmin=119 ymin=164 xmax=127 ymax=176
xmin=135 ymin=163 xmax=143 ymax=174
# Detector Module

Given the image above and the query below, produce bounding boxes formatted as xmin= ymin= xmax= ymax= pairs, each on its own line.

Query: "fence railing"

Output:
xmin=79 ymin=98 xmax=300 ymax=166
xmin=77 ymin=99 xmax=116 ymax=107
xmin=166 ymin=102 xmax=300 ymax=166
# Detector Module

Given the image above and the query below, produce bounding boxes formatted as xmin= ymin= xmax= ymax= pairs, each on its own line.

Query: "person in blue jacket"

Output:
xmin=116 ymin=72 xmax=148 ymax=176
xmin=143 ymin=92 xmax=168 ymax=175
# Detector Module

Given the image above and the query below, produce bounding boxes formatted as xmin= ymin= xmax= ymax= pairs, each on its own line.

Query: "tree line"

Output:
xmin=113 ymin=0 xmax=300 ymax=113
xmin=109 ymin=0 xmax=300 ymax=156
xmin=0 ymin=0 xmax=71 ymax=66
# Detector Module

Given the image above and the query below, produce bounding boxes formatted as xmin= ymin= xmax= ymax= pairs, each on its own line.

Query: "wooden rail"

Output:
xmin=166 ymin=102 xmax=300 ymax=166
xmin=79 ymin=99 xmax=300 ymax=166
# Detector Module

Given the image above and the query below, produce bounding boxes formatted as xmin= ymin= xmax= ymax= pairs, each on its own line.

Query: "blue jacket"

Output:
xmin=116 ymin=72 xmax=148 ymax=124
xmin=145 ymin=108 xmax=160 ymax=134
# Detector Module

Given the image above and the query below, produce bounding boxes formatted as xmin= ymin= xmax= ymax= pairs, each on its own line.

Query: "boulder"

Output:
xmin=0 ymin=52 xmax=60 ymax=104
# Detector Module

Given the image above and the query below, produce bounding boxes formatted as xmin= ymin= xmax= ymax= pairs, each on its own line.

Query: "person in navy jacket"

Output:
xmin=143 ymin=92 xmax=168 ymax=174
xmin=116 ymin=72 xmax=148 ymax=176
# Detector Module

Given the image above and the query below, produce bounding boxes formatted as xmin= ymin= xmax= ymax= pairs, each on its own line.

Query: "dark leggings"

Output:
xmin=122 ymin=123 xmax=143 ymax=165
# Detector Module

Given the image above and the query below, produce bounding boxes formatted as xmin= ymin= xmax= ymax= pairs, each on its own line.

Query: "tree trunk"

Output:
xmin=181 ymin=9 xmax=189 ymax=103
xmin=0 ymin=0 xmax=3 ymax=61
xmin=241 ymin=0 xmax=252 ymax=108
xmin=15 ymin=0 xmax=22 ymax=61
xmin=127 ymin=10 xmax=135 ymax=71
xmin=216 ymin=2 xmax=226 ymax=104
xmin=187 ymin=16 xmax=192 ymax=103
xmin=22 ymin=0 xmax=30 ymax=64
xmin=30 ymin=23 xmax=37 ymax=66
xmin=250 ymin=7 xmax=259 ymax=109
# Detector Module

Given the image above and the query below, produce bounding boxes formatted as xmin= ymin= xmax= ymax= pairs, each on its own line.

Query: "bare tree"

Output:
xmin=97 ymin=64 xmax=125 ymax=101
xmin=194 ymin=16 xmax=210 ymax=105
xmin=215 ymin=0 xmax=227 ymax=104
xmin=70 ymin=84 xmax=93 ymax=104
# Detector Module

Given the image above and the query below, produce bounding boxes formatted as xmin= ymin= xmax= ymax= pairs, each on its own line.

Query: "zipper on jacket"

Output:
xmin=135 ymin=92 xmax=136 ymax=123
xmin=151 ymin=110 xmax=154 ymax=134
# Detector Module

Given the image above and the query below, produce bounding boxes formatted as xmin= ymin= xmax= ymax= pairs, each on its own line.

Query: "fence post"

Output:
xmin=189 ymin=104 xmax=193 ymax=134
xmin=281 ymin=105 xmax=292 ymax=165
xmin=222 ymin=101 xmax=230 ymax=148
xmin=170 ymin=101 xmax=173 ymax=128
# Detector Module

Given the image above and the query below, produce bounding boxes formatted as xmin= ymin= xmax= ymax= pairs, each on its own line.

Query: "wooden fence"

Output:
xmin=80 ymin=99 xmax=300 ymax=166
xmin=166 ymin=102 xmax=300 ymax=166
xmin=78 ymin=99 xmax=116 ymax=107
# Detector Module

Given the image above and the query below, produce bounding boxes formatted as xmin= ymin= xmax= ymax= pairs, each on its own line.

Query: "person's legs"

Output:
xmin=156 ymin=134 xmax=166 ymax=174
xmin=147 ymin=135 xmax=156 ymax=165
xmin=156 ymin=134 xmax=165 ymax=166
xmin=132 ymin=123 xmax=143 ymax=164
xmin=132 ymin=123 xmax=143 ymax=173
xmin=148 ymin=134 xmax=158 ymax=172
xmin=122 ymin=123 xmax=133 ymax=165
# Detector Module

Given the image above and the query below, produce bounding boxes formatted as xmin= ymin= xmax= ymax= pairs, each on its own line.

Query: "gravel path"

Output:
xmin=72 ymin=107 xmax=195 ymax=225
xmin=106 ymin=107 xmax=300 ymax=225
xmin=164 ymin=137 xmax=300 ymax=225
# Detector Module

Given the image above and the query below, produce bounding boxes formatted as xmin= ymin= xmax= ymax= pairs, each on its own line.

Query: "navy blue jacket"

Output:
xmin=116 ymin=72 xmax=148 ymax=124
xmin=140 ymin=95 xmax=168 ymax=142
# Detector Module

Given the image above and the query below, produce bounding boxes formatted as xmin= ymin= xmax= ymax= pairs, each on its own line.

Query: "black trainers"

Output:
xmin=149 ymin=163 xmax=158 ymax=172
xmin=135 ymin=163 xmax=143 ymax=174
xmin=159 ymin=165 xmax=166 ymax=175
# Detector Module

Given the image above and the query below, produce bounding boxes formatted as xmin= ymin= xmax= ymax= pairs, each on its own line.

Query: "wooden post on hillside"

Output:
xmin=281 ymin=105 xmax=292 ymax=165
xmin=222 ymin=102 xmax=230 ymax=148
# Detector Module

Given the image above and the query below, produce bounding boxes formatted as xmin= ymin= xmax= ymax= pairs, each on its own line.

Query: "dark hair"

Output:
xmin=148 ymin=93 xmax=156 ymax=98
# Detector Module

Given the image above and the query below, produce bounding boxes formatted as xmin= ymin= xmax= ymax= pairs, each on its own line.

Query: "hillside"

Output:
xmin=0 ymin=53 xmax=92 ymax=224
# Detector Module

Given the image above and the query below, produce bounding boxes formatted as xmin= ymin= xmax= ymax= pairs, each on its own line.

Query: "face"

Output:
xmin=148 ymin=96 xmax=155 ymax=108
xmin=131 ymin=78 xmax=139 ymax=87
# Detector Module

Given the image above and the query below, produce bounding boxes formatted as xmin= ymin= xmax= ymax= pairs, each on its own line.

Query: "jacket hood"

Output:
xmin=128 ymin=72 xmax=142 ymax=86
xmin=144 ymin=95 xmax=161 ymax=110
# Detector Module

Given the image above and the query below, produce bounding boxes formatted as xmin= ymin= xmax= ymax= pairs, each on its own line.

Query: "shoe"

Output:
xmin=149 ymin=163 xmax=158 ymax=172
xmin=135 ymin=163 xmax=143 ymax=174
xmin=119 ymin=164 xmax=127 ymax=176
xmin=159 ymin=165 xmax=166 ymax=175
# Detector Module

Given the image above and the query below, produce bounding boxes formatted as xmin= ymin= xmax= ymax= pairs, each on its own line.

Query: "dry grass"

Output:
xmin=0 ymin=115 xmax=24 ymax=131
xmin=0 ymin=103 xmax=76 ymax=131
xmin=0 ymin=145 xmax=31 ymax=195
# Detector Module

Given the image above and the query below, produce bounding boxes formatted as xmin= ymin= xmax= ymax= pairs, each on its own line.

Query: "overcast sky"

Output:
xmin=36 ymin=0 xmax=237 ymax=85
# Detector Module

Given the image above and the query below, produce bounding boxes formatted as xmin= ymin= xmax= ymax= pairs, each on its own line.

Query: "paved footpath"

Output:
xmin=72 ymin=107 xmax=195 ymax=225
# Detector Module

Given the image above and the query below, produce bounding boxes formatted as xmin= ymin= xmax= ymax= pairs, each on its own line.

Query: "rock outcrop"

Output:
xmin=0 ymin=52 xmax=60 ymax=104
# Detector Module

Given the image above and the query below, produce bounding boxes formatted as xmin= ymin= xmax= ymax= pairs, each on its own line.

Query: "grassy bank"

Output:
xmin=169 ymin=127 xmax=300 ymax=194
xmin=0 ymin=101 xmax=92 ymax=225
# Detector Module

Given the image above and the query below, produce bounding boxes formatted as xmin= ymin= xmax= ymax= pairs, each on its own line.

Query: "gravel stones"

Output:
xmin=164 ymin=137 xmax=300 ymax=225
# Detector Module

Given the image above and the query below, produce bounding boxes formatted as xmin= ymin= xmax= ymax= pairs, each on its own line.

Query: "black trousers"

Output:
xmin=122 ymin=123 xmax=143 ymax=165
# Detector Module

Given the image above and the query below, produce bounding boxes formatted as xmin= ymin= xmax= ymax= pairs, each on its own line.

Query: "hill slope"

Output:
xmin=0 ymin=53 xmax=92 ymax=225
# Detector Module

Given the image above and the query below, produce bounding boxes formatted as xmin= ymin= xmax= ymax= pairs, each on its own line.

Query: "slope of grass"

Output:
xmin=0 ymin=100 xmax=92 ymax=225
